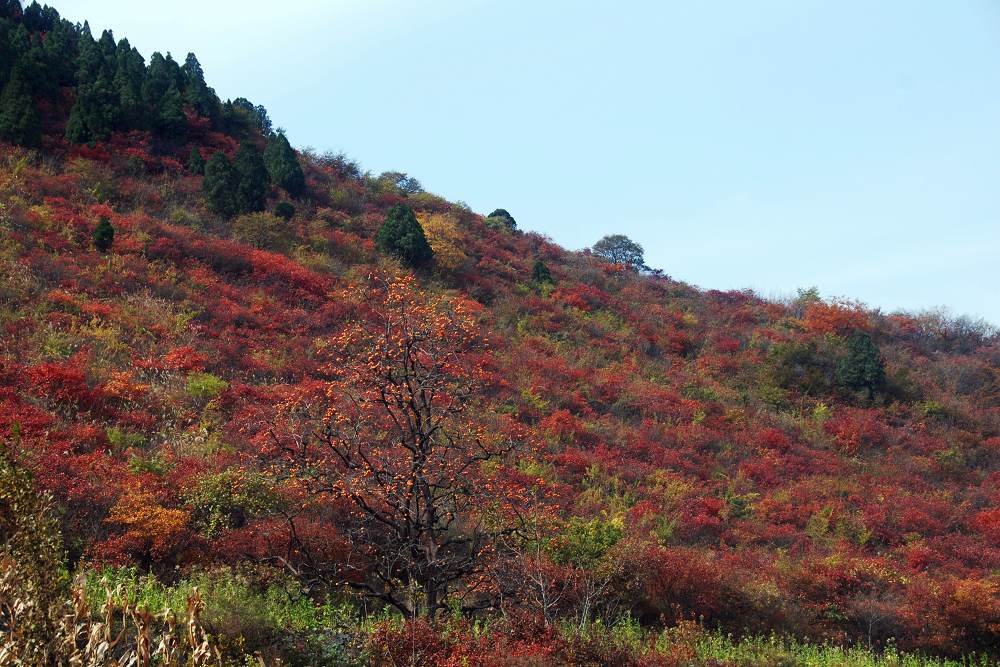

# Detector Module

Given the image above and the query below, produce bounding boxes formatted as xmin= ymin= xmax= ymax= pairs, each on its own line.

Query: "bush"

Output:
xmin=532 ymin=259 xmax=554 ymax=285
xmin=274 ymin=201 xmax=295 ymax=220
xmin=232 ymin=212 xmax=291 ymax=251
xmin=186 ymin=372 xmax=228 ymax=401
xmin=92 ymin=216 xmax=114 ymax=253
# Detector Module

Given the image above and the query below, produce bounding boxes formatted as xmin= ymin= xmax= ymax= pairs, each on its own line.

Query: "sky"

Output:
xmin=60 ymin=1 xmax=1000 ymax=324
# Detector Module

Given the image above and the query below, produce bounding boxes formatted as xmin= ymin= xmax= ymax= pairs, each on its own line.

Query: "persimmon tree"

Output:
xmin=277 ymin=274 xmax=530 ymax=619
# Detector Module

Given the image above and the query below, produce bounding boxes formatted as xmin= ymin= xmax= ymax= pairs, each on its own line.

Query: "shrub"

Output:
xmin=273 ymin=201 xmax=295 ymax=220
xmin=92 ymin=216 xmax=114 ymax=253
xmin=232 ymin=212 xmax=291 ymax=251
xmin=532 ymin=259 xmax=554 ymax=285
xmin=186 ymin=372 xmax=228 ymax=401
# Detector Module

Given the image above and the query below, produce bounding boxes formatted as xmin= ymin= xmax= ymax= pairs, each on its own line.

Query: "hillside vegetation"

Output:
xmin=1 ymin=2 xmax=998 ymax=664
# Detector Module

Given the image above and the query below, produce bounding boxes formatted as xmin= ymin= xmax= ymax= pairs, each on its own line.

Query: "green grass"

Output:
xmin=693 ymin=632 xmax=992 ymax=667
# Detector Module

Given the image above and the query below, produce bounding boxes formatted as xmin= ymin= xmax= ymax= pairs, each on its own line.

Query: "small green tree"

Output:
xmin=532 ymin=259 xmax=553 ymax=285
xmin=592 ymin=234 xmax=645 ymax=270
xmin=375 ymin=204 xmax=434 ymax=267
xmin=263 ymin=131 xmax=305 ymax=196
xmin=187 ymin=146 xmax=205 ymax=175
xmin=92 ymin=217 xmax=114 ymax=253
xmin=232 ymin=212 xmax=291 ymax=251
xmin=487 ymin=208 xmax=517 ymax=230
xmin=203 ymin=152 xmax=238 ymax=218
xmin=234 ymin=141 xmax=268 ymax=214
xmin=836 ymin=330 xmax=886 ymax=400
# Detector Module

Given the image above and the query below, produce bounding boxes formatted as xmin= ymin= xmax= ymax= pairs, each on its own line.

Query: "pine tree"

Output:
xmin=233 ymin=141 xmax=268 ymax=214
xmin=113 ymin=38 xmax=146 ymax=130
xmin=41 ymin=19 xmax=79 ymax=89
xmin=0 ymin=70 xmax=40 ymax=146
xmin=157 ymin=83 xmax=186 ymax=140
xmin=188 ymin=147 xmax=205 ymax=175
xmin=263 ymin=131 xmax=305 ymax=196
xmin=375 ymin=205 xmax=434 ymax=267
xmin=181 ymin=52 xmax=217 ymax=120
xmin=203 ymin=152 xmax=238 ymax=218
xmin=836 ymin=330 xmax=886 ymax=400
xmin=92 ymin=217 xmax=114 ymax=253
xmin=66 ymin=31 xmax=118 ymax=143
xmin=143 ymin=52 xmax=184 ymax=136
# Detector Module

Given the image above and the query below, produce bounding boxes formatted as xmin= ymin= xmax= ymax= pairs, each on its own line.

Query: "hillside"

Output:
xmin=1 ymin=2 xmax=999 ymax=665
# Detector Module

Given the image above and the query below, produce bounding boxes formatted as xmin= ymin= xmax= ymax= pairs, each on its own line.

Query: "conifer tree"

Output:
xmin=375 ymin=204 xmax=434 ymax=267
xmin=263 ymin=131 xmax=305 ymax=196
xmin=181 ymin=52 xmax=217 ymax=120
xmin=113 ymin=39 xmax=146 ymax=129
xmin=156 ymin=82 xmax=186 ymax=140
xmin=0 ymin=70 xmax=40 ymax=146
xmin=233 ymin=141 xmax=268 ymax=214
xmin=837 ymin=330 xmax=886 ymax=400
xmin=188 ymin=147 xmax=205 ymax=175
xmin=40 ymin=19 xmax=79 ymax=88
xmin=92 ymin=217 xmax=114 ymax=253
xmin=66 ymin=30 xmax=118 ymax=143
xmin=203 ymin=152 xmax=238 ymax=218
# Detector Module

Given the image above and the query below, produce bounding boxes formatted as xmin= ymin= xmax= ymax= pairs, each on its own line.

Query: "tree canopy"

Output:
xmin=592 ymin=234 xmax=646 ymax=270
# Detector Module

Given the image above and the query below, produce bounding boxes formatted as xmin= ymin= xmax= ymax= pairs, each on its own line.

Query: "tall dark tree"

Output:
xmin=113 ymin=38 xmax=146 ymax=129
xmin=40 ymin=19 xmax=79 ymax=89
xmin=837 ymin=330 xmax=886 ymax=400
xmin=0 ymin=0 xmax=23 ymax=20
xmin=0 ymin=70 xmax=40 ymax=146
xmin=203 ymin=152 xmax=238 ymax=218
xmin=187 ymin=146 xmax=205 ymax=175
xmin=233 ymin=141 xmax=269 ymax=214
xmin=263 ymin=131 xmax=305 ymax=196
xmin=156 ymin=83 xmax=186 ymax=141
xmin=222 ymin=97 xmax=270 ymax=137
xmin=181 ymin=52 xmax=217 ymax=120
xmin=65 ymin=28 xmax=118 ymax=143
xmin=375 ymin=204 xmax=434 ymax=268
xmin=143 ymin=51 xmax=184 ymax=137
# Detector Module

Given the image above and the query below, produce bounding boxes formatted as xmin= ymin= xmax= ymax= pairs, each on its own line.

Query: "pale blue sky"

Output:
xmin=62 ymin=1 xmax=1000 ymax=324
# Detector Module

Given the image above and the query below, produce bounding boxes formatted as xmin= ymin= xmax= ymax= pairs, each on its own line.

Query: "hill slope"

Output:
xmin=1 ymin=2 xmax=998 ymax=664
